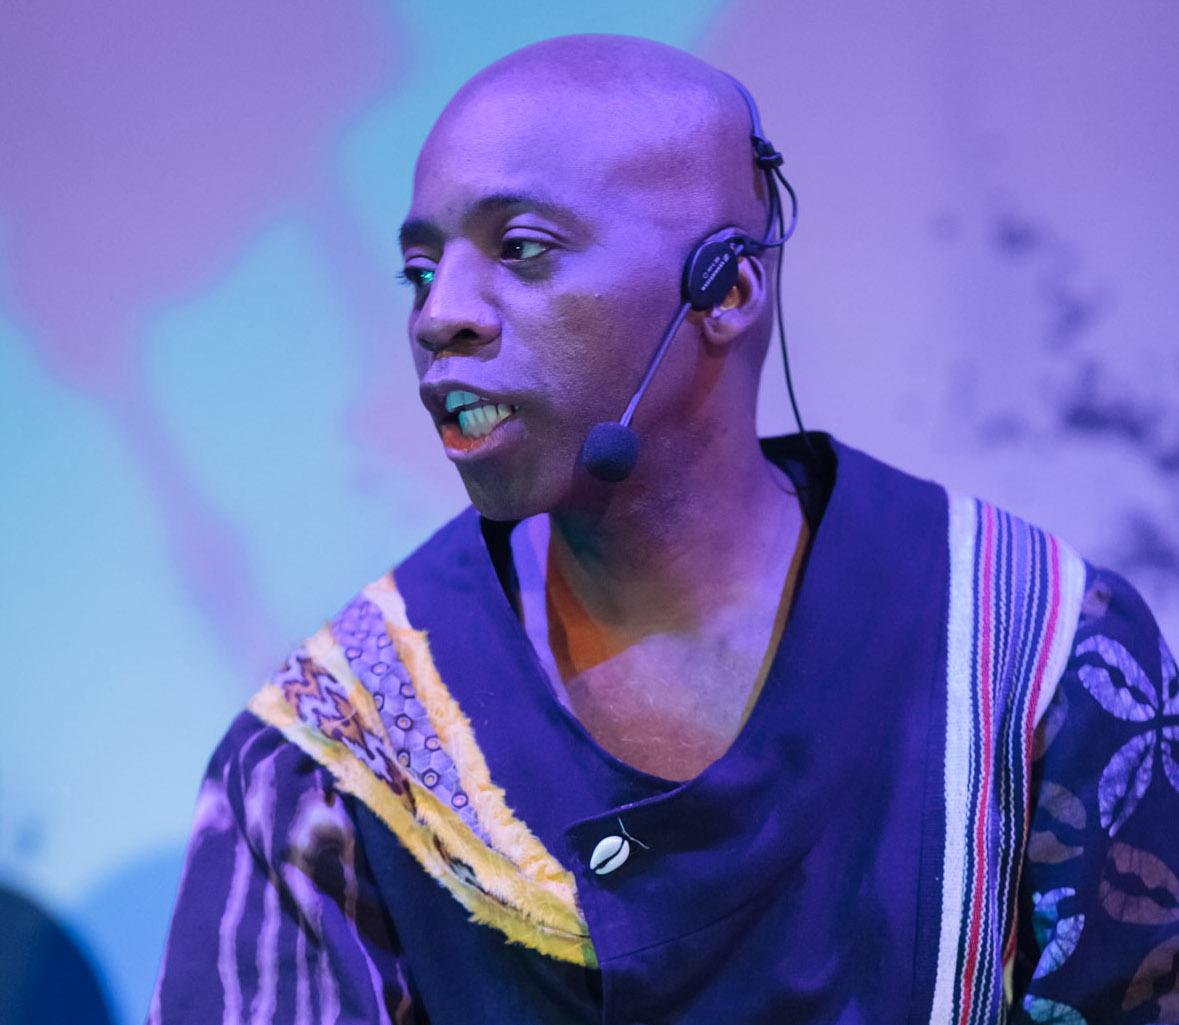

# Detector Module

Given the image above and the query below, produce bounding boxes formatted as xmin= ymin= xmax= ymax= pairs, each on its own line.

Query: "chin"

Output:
xmin=454 ymin=434 xmax=609 ymax=522
xmin=459 ymin=466 xmax=551 ymax=523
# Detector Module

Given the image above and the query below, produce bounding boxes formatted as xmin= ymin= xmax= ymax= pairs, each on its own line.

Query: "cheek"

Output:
xmin=547 ymin=285 xmax=667 ymax=384
xmin=542 ymin=291 xmax=638 ymax=414
xmin=550 ymin=291 xmax=610 ymax=367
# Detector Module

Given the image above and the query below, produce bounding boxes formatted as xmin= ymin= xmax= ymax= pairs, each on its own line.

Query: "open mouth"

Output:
xmin=440 ymin=403 xmax=521 ymax=454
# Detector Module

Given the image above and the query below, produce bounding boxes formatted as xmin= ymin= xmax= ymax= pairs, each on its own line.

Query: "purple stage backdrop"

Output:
xmin=1 ymin=3 xmax=1176 ymax=1022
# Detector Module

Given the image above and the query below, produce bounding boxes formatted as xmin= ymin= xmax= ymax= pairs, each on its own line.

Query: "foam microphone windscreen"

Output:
xmin=578 ymin=421 xmax=640 ymax=482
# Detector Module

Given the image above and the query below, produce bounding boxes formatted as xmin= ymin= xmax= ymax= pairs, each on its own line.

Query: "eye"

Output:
xmin=500 ymin=236 xmax=551 ymax=262
xmin=398 ymin=266 xmax=435 ymax=292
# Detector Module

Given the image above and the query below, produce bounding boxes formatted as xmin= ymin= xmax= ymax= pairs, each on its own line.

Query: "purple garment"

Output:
xmin=148 ymin=435 xmax=1179 ymax=1023
xmin=1012 ymin=567 xmax=1179 ymax=1022
xmin=146 ymin=717 xmax=417 ymax=1025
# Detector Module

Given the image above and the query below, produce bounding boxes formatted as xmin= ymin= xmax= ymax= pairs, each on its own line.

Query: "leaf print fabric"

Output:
xmin=1077 ymin=635 xmax=1158 ymax=723
xmin=1166 ymin=726 xmax=1179 ymax=796
xmin=1099 ymin=733 xmax=1156 ymax=837
xmin=1100 ymin=843 xmax=1179 ymax=927
xmin=1163 ymin=640 xmax=1179 ymax=709
xmin=1022 ymin=995 xmax=1089 ymax=1025
xmin=1030 ymin=887 xmax=1084 ymax=980
xmin=1075 ymin=631 xmax=1179 ymax=839
xmin=1123 ymin=934 xmax=1179 ymax=1019
xmin=1013 ymin=568 xmax=1179 ymax=1024
xmin=1027 ymin=782 xmax=1086 ymax=865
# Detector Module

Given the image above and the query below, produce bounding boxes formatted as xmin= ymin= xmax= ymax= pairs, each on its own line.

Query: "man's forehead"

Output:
xmin=418 ymin=82 xmax=677 ymax=180
xmin=405 ymin=127 xmax=608 ymax=244
xmin=407 ymin=81 xmax=718 ymax=228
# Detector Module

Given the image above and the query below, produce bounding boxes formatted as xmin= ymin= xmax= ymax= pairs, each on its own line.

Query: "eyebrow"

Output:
xmin=398 ymin=191 xmax=583 ymax=251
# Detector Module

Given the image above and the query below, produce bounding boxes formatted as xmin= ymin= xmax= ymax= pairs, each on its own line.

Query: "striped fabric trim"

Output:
xmin=930 ymin=493 xmax=1086 ymax=1025
xmin=363 ymin=574 xmax=578 ymax=894
xmin=248 ymin=572 xmax=596 ymax=968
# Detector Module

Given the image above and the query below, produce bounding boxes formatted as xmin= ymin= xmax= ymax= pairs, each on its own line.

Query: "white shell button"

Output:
xmin=590 ymin=834 xmax=630 ymax=875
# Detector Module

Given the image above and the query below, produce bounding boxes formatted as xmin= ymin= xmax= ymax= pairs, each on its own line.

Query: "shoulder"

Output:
xmin=1015 ymin=565 xmax=1178 ymax=1018
xmin=200 ymin=708 xmax=350 ymax=861
xmin=1050 ymin=562 xmax=1173 ymax=741
xmin=1039 ymin=563 xmax=1176 ymax=819
xmin=240 ymin=571 xmax=480 ymax=836
xmin=198 ymin=573 xmax=417 ymax=854
xmin=1073 ymin=564 xmax=1171 ymax=661
xmin=392 ymin=503 xmax=481 ymax=583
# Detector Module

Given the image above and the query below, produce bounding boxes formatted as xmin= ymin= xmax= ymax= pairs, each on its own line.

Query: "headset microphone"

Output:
xmin=578 ymin=73 xmax=805 ymax=484
xmin=578 ymin=303 xmax=691 ymax=482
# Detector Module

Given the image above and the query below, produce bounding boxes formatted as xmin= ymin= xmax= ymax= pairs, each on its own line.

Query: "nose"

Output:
xmin=413 ymin=244 xmax=499 ymax=354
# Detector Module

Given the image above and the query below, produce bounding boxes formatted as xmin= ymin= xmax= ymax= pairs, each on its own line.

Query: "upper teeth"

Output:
xmin=456 ymin=402 xmax=517 ymax=439
xmin=445 ymin=389 xmax=484 ymax=413
xmin=441 ymin=389 xmax=522 ymax=440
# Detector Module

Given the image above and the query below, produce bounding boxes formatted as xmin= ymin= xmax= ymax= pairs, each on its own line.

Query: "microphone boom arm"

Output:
xmin=618 ymin=301 xmax=692 ymax=429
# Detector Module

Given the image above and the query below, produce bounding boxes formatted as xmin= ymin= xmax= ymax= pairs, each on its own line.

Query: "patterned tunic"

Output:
xmin=148 ymin=436 xmax=1179 ymax=1024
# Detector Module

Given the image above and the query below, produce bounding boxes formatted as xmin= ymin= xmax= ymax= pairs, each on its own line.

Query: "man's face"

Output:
xmin=400 ymin=84 xmax=706 ymax=521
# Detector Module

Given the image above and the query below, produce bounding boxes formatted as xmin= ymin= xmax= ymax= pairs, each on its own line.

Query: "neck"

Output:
xmin=535 ymin=429 xmax=802 ymax=644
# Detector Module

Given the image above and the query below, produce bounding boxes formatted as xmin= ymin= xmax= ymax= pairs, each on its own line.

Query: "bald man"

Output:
xmin=150 ymin=36 xmax=1179 ymax=1025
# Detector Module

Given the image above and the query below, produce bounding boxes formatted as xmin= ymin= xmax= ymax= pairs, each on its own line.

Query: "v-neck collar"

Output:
xmin=393 ymin=437 xmax=833 ymax=820
xmin=500 ymin=453 xmax=818 ymax=783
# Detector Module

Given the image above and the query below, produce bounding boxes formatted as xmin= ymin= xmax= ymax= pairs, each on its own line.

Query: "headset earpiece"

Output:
xmin=578 ymin=73 xmax=811 ymax=483
xmin=682 ymin=236 xmax=753 ymax=311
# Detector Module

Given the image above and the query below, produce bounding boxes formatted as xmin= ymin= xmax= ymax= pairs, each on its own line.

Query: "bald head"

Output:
xmin=420 ymin=34 xmax=770 ymax=256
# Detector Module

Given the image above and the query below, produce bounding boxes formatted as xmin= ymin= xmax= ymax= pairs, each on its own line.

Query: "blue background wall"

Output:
xmin=1 ymin=3 xmax=1176 ymax=1021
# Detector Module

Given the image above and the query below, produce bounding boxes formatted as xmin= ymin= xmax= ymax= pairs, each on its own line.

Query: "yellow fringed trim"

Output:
xmin=301 ymin=624 xmax=583 ymax=932
xmin=363 ymin=575 xmax=575 ymax=895
xmin=248 ymin=683 xmax=597 ymax=968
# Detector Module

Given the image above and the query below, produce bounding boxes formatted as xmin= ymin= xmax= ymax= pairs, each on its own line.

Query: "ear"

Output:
xmin=694 ymin=250 xmax=768 ymax=349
